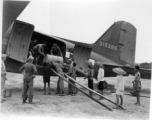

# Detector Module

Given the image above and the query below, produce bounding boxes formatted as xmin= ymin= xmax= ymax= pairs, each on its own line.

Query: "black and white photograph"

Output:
xmin=0 ymin=0 xmax=151 ymax=120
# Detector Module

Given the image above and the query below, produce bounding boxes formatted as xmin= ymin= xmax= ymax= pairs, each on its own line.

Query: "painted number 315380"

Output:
xmin=99 ymin=41 xmax=117 ymax=50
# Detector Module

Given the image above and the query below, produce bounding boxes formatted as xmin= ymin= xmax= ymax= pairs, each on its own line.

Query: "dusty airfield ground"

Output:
xmin=0 ymin=72 xmax=151 ymax=120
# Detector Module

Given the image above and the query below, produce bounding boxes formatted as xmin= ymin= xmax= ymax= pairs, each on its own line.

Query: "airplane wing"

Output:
xmin=2 ymin=1 xmax=30 ymax=34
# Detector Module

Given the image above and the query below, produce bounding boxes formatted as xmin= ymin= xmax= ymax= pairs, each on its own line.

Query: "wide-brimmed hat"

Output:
xmin=112 ymin=67 xmax=126 ymax=75
xmin=86 ymin=61 xmax=94 ymax=69
xmin=27 ymin=56 xmax=34 ymax=62
xmin=95 ymin=61 xmax=104 ymax=68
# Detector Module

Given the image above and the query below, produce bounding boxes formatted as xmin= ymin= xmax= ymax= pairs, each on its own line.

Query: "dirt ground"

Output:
xmin=0 ymin=72 xmax=151 ymax=120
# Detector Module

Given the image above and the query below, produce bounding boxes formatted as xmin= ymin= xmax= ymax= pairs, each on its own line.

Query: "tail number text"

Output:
xmin=99 ymin=42 xmax=117 ymax=50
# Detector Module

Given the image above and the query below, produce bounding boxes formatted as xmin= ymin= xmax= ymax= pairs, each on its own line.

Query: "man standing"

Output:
xmin=52 ymin=61 xmax=64 ymax=95
xmin=1 ymin=54 xmax=7 ymax=102
xmin=96 ymin=62 xmax=105 ymax=100
xmin=43 ymin=62 xmax=51 ymax=95
xmin=19 ymin=56 xmax=37 ymax=103
xmin=133 ymin=65 xmax=141 ymax=106
xmin=85 ymin=61 xmax=94 ymax=97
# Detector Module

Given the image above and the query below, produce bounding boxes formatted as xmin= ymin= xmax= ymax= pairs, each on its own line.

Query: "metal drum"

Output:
xmin=43 ymin=54 xmax=63 ymax=65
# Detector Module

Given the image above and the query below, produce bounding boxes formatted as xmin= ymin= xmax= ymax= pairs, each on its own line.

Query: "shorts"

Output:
xmin=43 ymin=76 xmax=50 ymax=83
xmin=115 ymin=90 xmax=123 ymax=96
xmin=98 ymin=81 xmax=105 ymax=90
xmin=135 ymin=90 xmax=140 ymax=96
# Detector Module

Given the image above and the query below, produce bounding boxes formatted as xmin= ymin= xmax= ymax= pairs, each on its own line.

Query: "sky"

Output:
xmin=6 ymin=0 xmax=152 ymax=63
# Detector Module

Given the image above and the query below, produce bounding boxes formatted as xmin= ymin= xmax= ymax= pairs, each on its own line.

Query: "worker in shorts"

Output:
xmin=19 ymin=56 xmax=37 ymax=103
xmin=85 ymin=61 xmax=94 ymax=97
xmin=132 ymin=65 xmax=141 ymax=106
xmin=96 ymin=62 xmax=105 ymax=100
xmin=43 ymin=62 xmax=51 ymax=95
xmin=113 ymin=67 xmax=126 ymax=109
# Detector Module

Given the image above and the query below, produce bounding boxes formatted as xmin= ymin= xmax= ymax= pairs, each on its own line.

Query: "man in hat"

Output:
xmin=113 ymin=67 xmax=126 ymax=109
xmin=85 ymin=61 xmax=94 ymax=97
xmin=19 ymin=56 xmax=37 ymax=103
xmin=132 ymin=65 xmax=141 ymax=106
xmin=1 ymin=54 xmax=7 ymax=102
xmin=50 ymin=43 xmax=63 ymax=57
xmin=96 ymin=62 xmax=105 ymax=100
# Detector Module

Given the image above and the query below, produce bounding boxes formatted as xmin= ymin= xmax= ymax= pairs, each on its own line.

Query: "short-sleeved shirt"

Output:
xmin=97 ymin=68 xmax=104 ymax=81
xmin=114 ymin=75 xmax=125 ymax=92
xmin=20 ymin=62 xmax=37 ymax=77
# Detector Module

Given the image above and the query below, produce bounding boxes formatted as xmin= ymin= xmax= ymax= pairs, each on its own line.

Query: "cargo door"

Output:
xmin=6 ymin=20 xmax=34 ymax=62
xmin=73 ymin=44 xmax=92 ymax=72
xmin=119 ymin=22 xmax=136 ymax=66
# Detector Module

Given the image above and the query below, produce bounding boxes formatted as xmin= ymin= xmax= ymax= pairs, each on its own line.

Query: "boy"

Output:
xmin=133 ymin=65 xmax=141 ymax=106
xmin=113 ymin=67 xmax=126 ymax=109
xmin=43 ymin=62 xmax=51 ymax=95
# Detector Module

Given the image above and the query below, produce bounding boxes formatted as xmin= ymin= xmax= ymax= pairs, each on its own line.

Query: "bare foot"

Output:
xmin=134 ymin=103 xmax=140 ymax=106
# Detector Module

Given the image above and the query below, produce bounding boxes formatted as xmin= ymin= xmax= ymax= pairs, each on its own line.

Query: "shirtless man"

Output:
xmin=50 ymin=43 xmax=63 ymax=57
xmin=33 ymin=43 xmax=46 ymax=65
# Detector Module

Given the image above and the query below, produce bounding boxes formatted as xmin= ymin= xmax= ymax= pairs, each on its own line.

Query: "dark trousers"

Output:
xmin=22 ymin=76 xmax=34 ymax=102
xmin=88 ymin=79 xmax=93 ymax=94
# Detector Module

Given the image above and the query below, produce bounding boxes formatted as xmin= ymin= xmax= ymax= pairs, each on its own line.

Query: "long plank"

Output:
xmin=51 ymin=69 xmax=113 ymax=111
xmin=65 ymin=74 xmax=126 ymax=110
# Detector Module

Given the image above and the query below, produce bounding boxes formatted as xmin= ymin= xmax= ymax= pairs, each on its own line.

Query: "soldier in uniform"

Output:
xmin=19 ymin=56 xmax=37 ymax=103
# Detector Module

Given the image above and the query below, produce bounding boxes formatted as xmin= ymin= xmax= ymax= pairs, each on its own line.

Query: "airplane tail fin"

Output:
xmin=93 ymin=21 xmax=136 ymax=66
